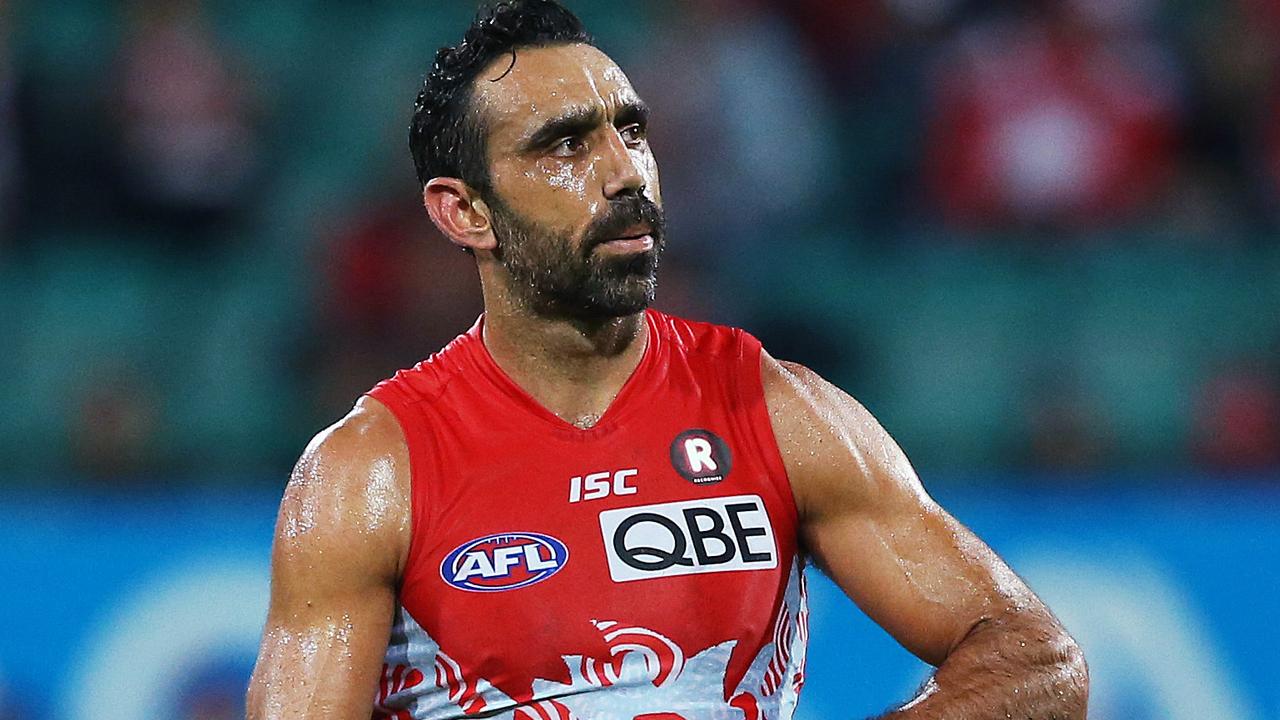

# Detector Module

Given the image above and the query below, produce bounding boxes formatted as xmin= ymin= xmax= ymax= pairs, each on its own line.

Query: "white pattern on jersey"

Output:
xmin=374 ymin=558 xmax=809 ymax=720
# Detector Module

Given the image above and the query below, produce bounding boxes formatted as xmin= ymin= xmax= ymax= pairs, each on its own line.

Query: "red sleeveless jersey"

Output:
xmin=366 ymin=309 xmax=807 ymax=720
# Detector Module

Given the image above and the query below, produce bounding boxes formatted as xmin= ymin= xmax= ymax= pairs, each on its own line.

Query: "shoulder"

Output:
xmin=649 ymin=309 xmax=759 ymax=360
xmin=369 ymin=323 xmax=482 ymax=406
xmin=275 ymin=396 xmax=412 ymax=581
xmin=758 ymin=351 xmax=876 ymax=446
xmin=296 ymin=395 xmax=409 ymax=477
xmin=759 ymin=350 xmax=929 ymax=521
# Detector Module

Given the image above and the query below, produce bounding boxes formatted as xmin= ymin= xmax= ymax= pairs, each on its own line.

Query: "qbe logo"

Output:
xmin=598 ymin=495 xmax=777 ymax=583
xmin=440 ymin=532 xmax=568 ymax=592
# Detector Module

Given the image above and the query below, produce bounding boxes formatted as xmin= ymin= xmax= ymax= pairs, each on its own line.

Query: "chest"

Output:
xmin=398 ymin=409 xmax=797 ymax=702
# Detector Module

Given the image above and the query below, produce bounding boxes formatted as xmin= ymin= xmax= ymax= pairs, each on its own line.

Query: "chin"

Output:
xmin=585 ymin=285 xmax=656 ymax=318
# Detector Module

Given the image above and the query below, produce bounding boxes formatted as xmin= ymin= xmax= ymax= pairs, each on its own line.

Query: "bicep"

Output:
xmin=802 ymin=482 xmax=1029 ymax=665
xmin=247 ymin=404 xmax=410 ymax=718
xmin=247 ymin=498 xmax=397 ymax=719
xmin=766 ymin=359 xmax=1038 ymax=666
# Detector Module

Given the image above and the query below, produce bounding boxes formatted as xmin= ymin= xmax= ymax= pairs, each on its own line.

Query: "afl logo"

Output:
xmin=670 ymin=429 xmax=732 ymax=485
xmin=440 ymin=532 xmax=569 ymax=593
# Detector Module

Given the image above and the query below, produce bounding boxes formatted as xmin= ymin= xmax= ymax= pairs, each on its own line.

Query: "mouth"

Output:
xmin=596 ymin=226 xmax=654 ymax=254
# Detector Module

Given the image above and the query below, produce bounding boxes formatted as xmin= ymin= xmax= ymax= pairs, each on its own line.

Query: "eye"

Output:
xmin=620 ymin=123 xmax=647 ymax=147
xmin=551 ymin=136 xmax=585 ymax=157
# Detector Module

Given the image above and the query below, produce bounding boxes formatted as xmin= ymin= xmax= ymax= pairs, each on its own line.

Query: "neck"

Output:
xmin=480 ymin=290 xmax=649 ymax=429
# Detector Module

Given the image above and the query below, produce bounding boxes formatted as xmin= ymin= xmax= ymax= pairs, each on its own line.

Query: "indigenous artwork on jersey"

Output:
xmin=372 ymin=561 xmax=809 ymax=720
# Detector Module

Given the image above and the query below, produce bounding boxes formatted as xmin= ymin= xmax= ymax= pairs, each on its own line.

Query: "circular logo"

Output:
xmin=669 ymin=429 xmax=732 ymax=485
xmin=440 ymin=532 xmax=569 ymax=592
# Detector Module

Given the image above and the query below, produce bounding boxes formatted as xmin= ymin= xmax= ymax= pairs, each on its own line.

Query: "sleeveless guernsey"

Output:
xmin=366 ymin=309 xmax=807 ymax=720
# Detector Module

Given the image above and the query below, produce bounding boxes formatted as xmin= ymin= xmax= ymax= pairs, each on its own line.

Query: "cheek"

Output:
xmin=541 ymin=161 xmax=589 ymax=198
xmin=540 ymin=159 xmax=607 ymax=225
xmin=641 ymin=153 xmax=662 ymax=205
xmin=496 ymin=161 xmax=587 ymax=213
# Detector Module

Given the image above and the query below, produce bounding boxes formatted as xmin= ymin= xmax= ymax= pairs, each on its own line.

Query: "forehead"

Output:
xmin=474 ymin=43 xmax=640 ymax=142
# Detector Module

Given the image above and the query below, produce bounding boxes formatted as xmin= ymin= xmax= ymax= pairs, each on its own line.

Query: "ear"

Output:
xmin=423 ymin=178 xmax=497 ymax=253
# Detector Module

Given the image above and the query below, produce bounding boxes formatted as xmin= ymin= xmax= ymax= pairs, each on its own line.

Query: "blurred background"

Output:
xmin=0 ymin=0 xmax=1276 ymax=718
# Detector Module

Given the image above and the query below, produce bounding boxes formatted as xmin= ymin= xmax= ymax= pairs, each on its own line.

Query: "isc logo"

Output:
xmin=440 ymin=532 xmax=569 ymax=592
xmin=569 ymin=468 xmax=638 ymax=503
xmin=598 ymin=495 xmax=777 ymax=583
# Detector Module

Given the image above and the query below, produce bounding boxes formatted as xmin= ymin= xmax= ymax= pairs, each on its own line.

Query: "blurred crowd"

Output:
xmin=1 ymin=0 xmax=1279 ymax=487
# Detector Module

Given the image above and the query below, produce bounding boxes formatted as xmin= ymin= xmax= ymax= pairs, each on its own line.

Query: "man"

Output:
xmin=246 ymin=2 xmax=1088 ymax=718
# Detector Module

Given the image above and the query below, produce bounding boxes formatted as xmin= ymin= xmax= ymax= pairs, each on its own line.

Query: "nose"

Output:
xmin=601 ymin=128 xmax=646 ymax=200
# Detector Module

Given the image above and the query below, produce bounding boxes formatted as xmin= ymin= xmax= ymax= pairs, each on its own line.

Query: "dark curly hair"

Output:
xmin=409 ymin=0 xmax=593 ymax=192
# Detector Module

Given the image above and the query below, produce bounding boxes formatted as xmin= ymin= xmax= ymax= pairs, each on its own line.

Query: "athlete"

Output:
xmin=247 ymin=2 xmax=1087 ymax=718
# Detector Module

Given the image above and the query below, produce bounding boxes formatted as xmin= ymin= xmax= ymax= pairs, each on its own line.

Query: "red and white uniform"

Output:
xmin=367 ymin=310 xmax=807 ymax=720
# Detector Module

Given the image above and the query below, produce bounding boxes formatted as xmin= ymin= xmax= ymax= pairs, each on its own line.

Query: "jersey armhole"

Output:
xmin=364 ymin=386 xmax=435 ymax=588
xmin=738 ymin=330 xmax=802 ymax=534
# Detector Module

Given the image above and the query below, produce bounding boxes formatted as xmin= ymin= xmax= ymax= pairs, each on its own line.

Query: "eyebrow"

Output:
xmin=520 ymin=100 xmax=651 ymax=153
xmin=615 ymin=100 xmax=650 ymax=131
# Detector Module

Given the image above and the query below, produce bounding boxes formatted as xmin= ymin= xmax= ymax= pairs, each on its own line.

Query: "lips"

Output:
xmin=588 ymin=223 xmax=654 ymax=254
xmin=583 ymin=194 xmax=664 ymax=253
xmin=611 ymin=225 xmax=653 ymax=242
xmin=599 ymin=234 xmax=655 ymax=253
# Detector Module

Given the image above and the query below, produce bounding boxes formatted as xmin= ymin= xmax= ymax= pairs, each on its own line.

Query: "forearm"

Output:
xmin=877 ymin=610 xmax=1088 ymax=720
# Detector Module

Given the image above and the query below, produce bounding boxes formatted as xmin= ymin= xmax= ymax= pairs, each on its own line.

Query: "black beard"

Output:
xmin=488 ymin=192 xmax=667 ymax=319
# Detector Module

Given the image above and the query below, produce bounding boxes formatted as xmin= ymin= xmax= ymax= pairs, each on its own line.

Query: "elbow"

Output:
xmin=1050 ymin=628 xmax=1090 ymax=719
xmin=1005 ymin=609 xmax=1090 ymax=718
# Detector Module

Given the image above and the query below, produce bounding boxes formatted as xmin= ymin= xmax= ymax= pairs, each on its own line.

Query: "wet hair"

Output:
xmin=409 ymin=0 xmax=593 ymax=192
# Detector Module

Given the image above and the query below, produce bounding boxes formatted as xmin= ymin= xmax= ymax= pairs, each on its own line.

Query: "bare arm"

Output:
xmin=246 ymin=397 xmax=412 ymax=719
xmin=761 ymin=354 xmax=1087 ymax=719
